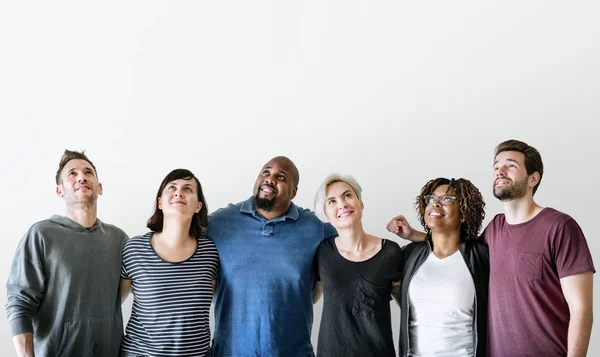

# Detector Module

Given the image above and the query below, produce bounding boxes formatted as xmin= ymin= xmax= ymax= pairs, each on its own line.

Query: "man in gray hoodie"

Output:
xmin=6 ymin=150 xmax=129 ymax=357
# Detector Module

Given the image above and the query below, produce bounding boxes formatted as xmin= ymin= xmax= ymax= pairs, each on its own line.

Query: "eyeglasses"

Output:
xmin=423 ymin=195 xmax=457 ymax=206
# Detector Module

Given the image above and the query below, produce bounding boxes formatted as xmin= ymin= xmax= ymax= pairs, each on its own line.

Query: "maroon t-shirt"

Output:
xmin=483 ymin=208 xmax=595 ymax=357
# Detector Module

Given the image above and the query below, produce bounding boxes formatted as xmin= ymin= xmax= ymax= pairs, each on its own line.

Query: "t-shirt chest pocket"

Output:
xmin=515 ymin=252 xmax=543 ymax=283
xmin=352 ymin=275 xmax=389 ymax=316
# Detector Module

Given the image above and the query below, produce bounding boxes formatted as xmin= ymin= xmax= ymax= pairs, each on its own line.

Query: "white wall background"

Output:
xmin=1 ymin=1 xmax=598 ymax=355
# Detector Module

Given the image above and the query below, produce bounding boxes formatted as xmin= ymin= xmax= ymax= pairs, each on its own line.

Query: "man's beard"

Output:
xmin=254 ymin=191 xmax=276 ymax=211
xmin=493 ymin=177 xmax=528 ymax=201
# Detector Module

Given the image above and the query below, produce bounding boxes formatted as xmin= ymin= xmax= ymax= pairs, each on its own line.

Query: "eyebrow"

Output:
xmin=168 ymin=181 xmax=195 ymax=187
xmin=264 ymin=166 xmax=288 ymax=176
xmin=68 ymin=166 xmax=94 ymax=173
xmin=326 ymin=189 xmax=351 ymax=201
xmin=493 ymin=158 xmax=519 ymax=165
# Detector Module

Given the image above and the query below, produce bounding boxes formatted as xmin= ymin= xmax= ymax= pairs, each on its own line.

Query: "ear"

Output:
xmin=528 ymin=172 xmax=540 ymax=189
xmin=56 ymin=185 xmax=64 ymax=198
xmin=290 ymin=186 xmax=298 ymax=200
xmin=195 ymin=201 xmax=203 ymax=214
xmin=98 ymin=182 xmax=103 ymax=196
xmin=360 ymin=199 xmax=365 ymax=210
xmin=157 ymin=197 xmax=163 ymax=210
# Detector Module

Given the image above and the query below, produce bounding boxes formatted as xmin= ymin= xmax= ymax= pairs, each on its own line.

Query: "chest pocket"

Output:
xmin=352 ymin=276 xmax=389 ymax=316
xmin=516 ymin=252 xmax=543 ymax=283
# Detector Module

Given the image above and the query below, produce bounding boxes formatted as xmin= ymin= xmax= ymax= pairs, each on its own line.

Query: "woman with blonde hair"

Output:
xmin=313 ymin=174 xmax=404 ymax=357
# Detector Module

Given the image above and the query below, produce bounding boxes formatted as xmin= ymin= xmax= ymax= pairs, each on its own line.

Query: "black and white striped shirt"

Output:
xmin=121 ymin=232 xmax=219 ymax=357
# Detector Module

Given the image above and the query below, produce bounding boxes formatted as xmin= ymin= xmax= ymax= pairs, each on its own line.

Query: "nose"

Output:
xmin=431 ymin=199 xmax=442 ymax=208
xmin=174 ymin=188 xmax=185 ymax=197
xmin=263 ymin=174 xmax=276 ymax=186
xmin=495 ymin=166 xmax=507 ymax=177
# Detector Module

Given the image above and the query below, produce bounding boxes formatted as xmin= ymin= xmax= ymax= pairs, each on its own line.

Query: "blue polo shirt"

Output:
xmin=208 ymin=197 xmax=337 ymax=357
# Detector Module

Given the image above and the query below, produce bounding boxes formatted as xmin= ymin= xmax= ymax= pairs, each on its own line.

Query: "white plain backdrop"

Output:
xmin=1 ymin=1 xmax=598 ymax=355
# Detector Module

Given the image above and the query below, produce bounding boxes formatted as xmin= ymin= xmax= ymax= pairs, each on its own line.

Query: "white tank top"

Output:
xmin=408 ymin=250 xmax=475 ymax=357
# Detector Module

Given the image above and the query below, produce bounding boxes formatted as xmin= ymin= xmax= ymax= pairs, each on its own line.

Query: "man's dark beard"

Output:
xmin=493 ymin=178 xmax=528 ymax=201
xmin=254 ymin=192 xmax=276 ymax=211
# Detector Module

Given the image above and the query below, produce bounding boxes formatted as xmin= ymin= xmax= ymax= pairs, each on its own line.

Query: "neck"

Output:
xmin=65 ymin=205 xmax=98 ymax=228
xmin=502 ymin=195 xmax=543 ymax=224
xmin=430 ymin=230 xmax=461 ymax=258
xmin=335 ymin=222 xmax=372 ymax=252
xmin=157 ymin=218 xmax=194 ymax=246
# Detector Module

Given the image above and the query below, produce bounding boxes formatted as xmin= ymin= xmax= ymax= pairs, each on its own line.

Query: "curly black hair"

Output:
xmin=415 ymin=177 xmax=486 ymax=241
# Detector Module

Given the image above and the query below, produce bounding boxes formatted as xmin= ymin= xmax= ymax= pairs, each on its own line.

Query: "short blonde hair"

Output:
xmin=314 ymin=173 xmax=362 ymax=222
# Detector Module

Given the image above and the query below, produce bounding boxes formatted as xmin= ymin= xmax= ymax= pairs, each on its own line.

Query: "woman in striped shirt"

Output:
xmin=120 ymin=169 xmax=219 ymax=357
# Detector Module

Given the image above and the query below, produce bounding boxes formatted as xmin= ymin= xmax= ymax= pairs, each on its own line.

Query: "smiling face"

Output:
xmin=252 ymin=157 xmax=298 ymax=215
xmin=424 ymin=184 xmax=462 ymax=234
xmin=158 ymin=178 xmax=202 ymax=219
xmin=56 ymin=159 xmax=103 ymax=207
xmin=323 ymin=181 xmax=363 ymax=229
xmin=493 ymin=151 xmax=531 ymax=201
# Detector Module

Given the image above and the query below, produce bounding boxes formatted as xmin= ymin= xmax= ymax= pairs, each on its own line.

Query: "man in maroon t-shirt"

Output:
xmin=387 ymin=139 xmax=595 ymax=357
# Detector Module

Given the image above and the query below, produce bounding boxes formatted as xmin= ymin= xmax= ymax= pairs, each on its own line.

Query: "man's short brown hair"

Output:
xmin=55 ymin=149 xmax=98 ymax=184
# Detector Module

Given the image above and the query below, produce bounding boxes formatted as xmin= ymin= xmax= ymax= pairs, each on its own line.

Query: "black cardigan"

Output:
xmin=398 ymin=239 xmax=490 ymax=357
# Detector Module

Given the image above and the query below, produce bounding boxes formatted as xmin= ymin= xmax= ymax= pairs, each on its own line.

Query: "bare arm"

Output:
xmin=561 ymin=271 xmax=593 ymax=357
xmin=386 ymin=215 xmax=426 ymax=242
xmin=12 ymin=332 xmax=34 ymax=357
xmin=120 ymin=278 xmax=132 ymax=304
xmin=391 ymin=281 xmax=401 ymax=307
xmin=313 ymin=281 xmax=323 ymax=304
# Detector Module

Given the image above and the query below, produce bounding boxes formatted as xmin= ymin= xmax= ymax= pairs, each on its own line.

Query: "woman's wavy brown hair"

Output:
xmin=415 ymin=177 xmax=486 ymax=241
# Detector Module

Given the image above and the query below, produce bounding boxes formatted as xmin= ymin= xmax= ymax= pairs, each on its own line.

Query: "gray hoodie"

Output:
xmin=6 ymin=215 xmax=128 ymax=357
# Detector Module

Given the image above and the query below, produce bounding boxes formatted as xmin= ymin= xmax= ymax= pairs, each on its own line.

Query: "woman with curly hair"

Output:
xmin=397 ymin=178 xmax=489 ymax=357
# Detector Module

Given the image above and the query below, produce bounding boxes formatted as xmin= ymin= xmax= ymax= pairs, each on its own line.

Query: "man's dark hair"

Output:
xmin=147 ymin=169 xmax=208 ymax=238
xmin=415 ymin=177 xmax=486 ymax=241
xmin=55 ymin=149 xmax=98 ymax=184
xmin=494 ymin=139 xmax=544 ymax=195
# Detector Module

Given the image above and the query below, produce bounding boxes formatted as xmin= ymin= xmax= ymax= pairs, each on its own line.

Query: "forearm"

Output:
xmin=313 ymin=282 xmax=323 ymax=304
xmin=12 ymin=333 xmax=34 ymax=357
xmin=391 ymin=284 xmax=401 ymax=307
xmin=408 ymin=231 xmax=427 ymax=242
xmin=567 ymin=310 xmax=593 ymax=357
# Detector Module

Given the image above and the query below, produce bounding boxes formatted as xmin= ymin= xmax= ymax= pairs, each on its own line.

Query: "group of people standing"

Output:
xmin=5 ymin=139 xmax=595 ymax=357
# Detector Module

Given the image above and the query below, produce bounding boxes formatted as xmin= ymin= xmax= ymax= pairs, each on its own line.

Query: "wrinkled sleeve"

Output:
xmin=554 ymin=218 xmax=595 ymax=278
xmin=6 ymin=229 xmax=46 ymax=336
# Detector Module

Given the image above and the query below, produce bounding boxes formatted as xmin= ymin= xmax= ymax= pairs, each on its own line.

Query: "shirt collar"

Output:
xmin=240 ymin=196 xmax=299 ymax=221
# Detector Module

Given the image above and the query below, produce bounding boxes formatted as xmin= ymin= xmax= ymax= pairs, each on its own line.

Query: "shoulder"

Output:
xmin=538 ymin=207 xmax=577 ymax=226
xmin=402 ymin=240 xmax=429 ymax=256
xmin=123 ymin=233 xmax=152 ymax=251
xmin=487 ymin=213 xmax=506 ymax=227
xmin=383 ymin=238 xmax=402 ymax=252
xmin=318 ymin=237 xmax=336 ymax=250
xmin=463 ymin=239 xmax=489 ymax=257
xmin=14 ymin=219 xmax=57 ymax=253
xmin=199 ymin=235 xmax=219 ymax=251
xmin=28 ymin=217 xmax=63 ymax=235
xmin=210 ymin=202 xmax=244 ymax=220
xmin=295 ymin=205 xmax=323 ymax=223
xmin=98 ymin=220 xmax=129 ymax=241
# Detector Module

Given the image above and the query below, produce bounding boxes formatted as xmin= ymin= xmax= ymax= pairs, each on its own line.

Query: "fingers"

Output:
xmin=386 ymin=215 xmax=407 ymax=234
